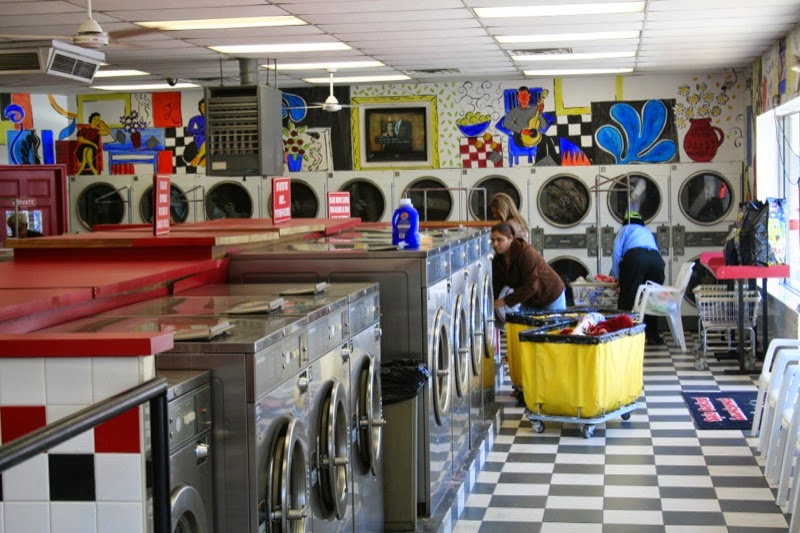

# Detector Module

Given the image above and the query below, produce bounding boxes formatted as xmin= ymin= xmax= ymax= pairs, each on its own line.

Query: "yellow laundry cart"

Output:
xmin=518 ymin=322 xmax=645 ymax=438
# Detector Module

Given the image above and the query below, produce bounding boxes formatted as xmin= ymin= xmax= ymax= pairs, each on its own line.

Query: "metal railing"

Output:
xmin=0 ymin=377 xmax=171 ymax=533
xmin=400 ymin=186 xmax=489 ymax=222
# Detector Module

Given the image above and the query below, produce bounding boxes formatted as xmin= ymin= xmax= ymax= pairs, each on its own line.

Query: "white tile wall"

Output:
xmin=45 ymin=405 xmax=94 ymax=454
xmin=4 ymin=502 xmax=49 ymax=533
xmin=94 ymin=454 xmax=143 ymax=502
xmin=2 ymin=454 xmax=48 ymax=501
xmin=96 ymin=502 xmax=144 ymax=533
xmin=0 ymin=358 xmax=45 ymax=405
xmin=45 ymin=358 xmax=92 ymax=405
xmin=91 ymin=358 xmax=140 ymax=402
xmin=50 ymin=502 xmax=96 ymax=533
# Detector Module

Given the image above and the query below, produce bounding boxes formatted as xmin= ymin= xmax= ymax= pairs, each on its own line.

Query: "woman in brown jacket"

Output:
xmin=491 ymin=222 xmax=565 ymax=315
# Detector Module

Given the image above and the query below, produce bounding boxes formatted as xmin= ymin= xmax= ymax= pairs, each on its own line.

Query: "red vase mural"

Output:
xmin=130 ymin=131 xmax=142 ymax=149
xmin=683 ymin=118 xmax=724 ymax=162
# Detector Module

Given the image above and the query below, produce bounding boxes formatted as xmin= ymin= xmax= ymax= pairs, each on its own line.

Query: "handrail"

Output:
xmin=0 ymin=377 xmax=171 ymax=533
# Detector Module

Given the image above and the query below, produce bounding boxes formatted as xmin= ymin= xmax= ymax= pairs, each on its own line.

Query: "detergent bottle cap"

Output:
xmin=399 ymin=197 xmax=412 ymax=206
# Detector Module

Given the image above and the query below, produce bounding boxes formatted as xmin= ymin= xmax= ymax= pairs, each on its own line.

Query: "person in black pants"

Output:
xmin=611 ymin=211 xmax=666 ymax=345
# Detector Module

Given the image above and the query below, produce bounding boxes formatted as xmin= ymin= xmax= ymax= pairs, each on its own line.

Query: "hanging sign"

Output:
xmin=327 ymin=191 xmax=351 ymax=219
xmin=272 ymin=176 xmax=291 ymax=223
xmin=153 ymin=175 xmax=171 ymax=235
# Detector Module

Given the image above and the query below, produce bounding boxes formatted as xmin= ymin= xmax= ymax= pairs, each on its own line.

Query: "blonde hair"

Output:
xmin=490 ymin=192 xmax=527 ymax=228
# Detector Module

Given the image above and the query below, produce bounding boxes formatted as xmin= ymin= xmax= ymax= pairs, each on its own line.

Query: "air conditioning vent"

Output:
xmin=0 ymin=40 xmax=104 ymax=84
xmin=405 ymin=68 xmax=461 ymax=76
xmin=510 ymin=48 xmax=573 ymax=56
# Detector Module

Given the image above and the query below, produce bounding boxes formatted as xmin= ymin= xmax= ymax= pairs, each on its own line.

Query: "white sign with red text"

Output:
xmin=272 ymin=177 xmax=292 ymax=223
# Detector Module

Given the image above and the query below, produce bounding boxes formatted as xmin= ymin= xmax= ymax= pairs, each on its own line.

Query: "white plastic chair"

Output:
xmin=756 ymin=348 xmax=800 ymax=456
xmin=774 ymin=371 xmax=800 ymax=509
xmin=764 ymin=364 xmax=800 ymax=484
xmin=633 ymin=261 xmax=694 ymax=351
xmin=752 ymin=339 xmax=800 ymax=438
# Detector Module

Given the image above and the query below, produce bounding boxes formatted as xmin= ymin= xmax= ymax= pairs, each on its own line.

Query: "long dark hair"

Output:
xmin=491 ymin=222 xmax=516 ymax=238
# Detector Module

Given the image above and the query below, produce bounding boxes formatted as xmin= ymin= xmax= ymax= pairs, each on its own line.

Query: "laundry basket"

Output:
xmin=693 ymin=284 xmax=761 ymax=370
xmin=570 ymin=280 xmax=619 ymax=308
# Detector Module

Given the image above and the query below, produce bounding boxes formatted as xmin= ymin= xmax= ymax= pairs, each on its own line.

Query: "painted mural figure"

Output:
xmin=183 ymin=98 xmax=206 ymax=168
xmin=502 ymin=86 xmax=545 ymax=148
xmin=76 ymin=112 xmax=110 ymax=175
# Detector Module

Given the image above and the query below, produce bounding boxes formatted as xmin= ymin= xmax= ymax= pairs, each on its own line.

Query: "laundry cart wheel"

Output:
xmin=694 ymin=357 xmax=708 ymax=371
xmin=621 ymin=412 xmax=631 ymax=420
xmin=581 ymin=424 xmax=595 ymax=439
xmin=532 ymin=421 xmax=545 ymax=433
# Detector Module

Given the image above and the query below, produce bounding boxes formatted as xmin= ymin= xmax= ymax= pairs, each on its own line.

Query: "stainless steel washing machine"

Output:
xmin=465 ymin=229 xmax=486 ymax=446
xmin=159 ymin=369 xmax=214 ymax=533
xmin=39 ymin=313 xmax=312 ymax=533
xmin=226 ymin=230 xmax=456 ymax=518
xmin=448 ymin=236 xmax=471 ymax=470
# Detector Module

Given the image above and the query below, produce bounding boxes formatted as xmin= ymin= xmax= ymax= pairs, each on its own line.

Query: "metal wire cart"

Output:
xmin=693 ymin=284 xmax=762 ymax=371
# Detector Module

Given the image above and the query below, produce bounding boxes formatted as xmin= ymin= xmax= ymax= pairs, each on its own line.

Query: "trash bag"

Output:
xmin=381 ymin=359 xmax=430 ymax=405
xmin=738 ymin=198 xmax=787 ymax=265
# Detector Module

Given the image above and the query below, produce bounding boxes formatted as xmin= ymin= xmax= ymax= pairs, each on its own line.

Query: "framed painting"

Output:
xmin=351 ymin=95 xmax=438 ymax=169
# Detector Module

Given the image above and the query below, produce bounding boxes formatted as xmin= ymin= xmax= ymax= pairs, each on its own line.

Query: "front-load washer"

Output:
xmin=38 ymin=313 xmax=312 ymax=533
xmin=265 ymin=172 xmax=327 ymax=219
xmin=133 ymin=177 xmax=196 ymax=225
xmin=448 ymin=236 xmax=471 ymax=469
xmin=393 ymin=169 xmax=463 ymax=222
xmin=157 ymin=369 xmax=214 ymax=533
xmin=68 ymin=174 xmax=134 ymax=232
xmin=461 ymin=168 xmax=529 ymax=224
xmin=464 ymin=229 xmax=485 ymax=446
xmin=327 ymin=170 xmax=395 ymax=222
xmin=202 ymin=175 xmax=262 ymax=220
xmin=226 ymin=232 xmax=456 ymax=518
xmin=669 ymin=162 xmax=742 ymax=321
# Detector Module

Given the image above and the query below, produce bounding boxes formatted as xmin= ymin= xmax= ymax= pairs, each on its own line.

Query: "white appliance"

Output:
xmin=327 ymin=170 xmax=395 ymax=222
xmin=130 ymin=174 xmax=205 ymax=225
xmin=393 ymin=169 xmax=463 ymax=222
xmin=265 ymin=172 xmax=327 ymax=219
xmin=669 ymin=162 xmax=743 ymax=320
xmin=68 ymin=174 xmax=134 ymax=232
xmin=460 ymin=168 xmax=529 ymax=223
xmin=533 ymin=167 xmax=598 ymax=302
xmin=594 ymin=164 xmax=672 ymax=276
xmin=201 ymin=175 xmax=262 ymax=220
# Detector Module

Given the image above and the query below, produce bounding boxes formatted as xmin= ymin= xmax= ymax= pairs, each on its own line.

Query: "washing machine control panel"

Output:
xmin=167 ymin=384 xmax=211 ymax=452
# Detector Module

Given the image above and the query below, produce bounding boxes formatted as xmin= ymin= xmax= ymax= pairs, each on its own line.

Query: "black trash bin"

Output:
xmin=380 ymin=359 xmax=429 ymax=531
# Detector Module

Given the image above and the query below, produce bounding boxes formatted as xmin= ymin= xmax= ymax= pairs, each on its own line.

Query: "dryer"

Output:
xmin=202 ymin=175 xmax=262 ymax=220
xmin=533 ymin=167 xmax=598 ymax=304
xmin=393 ymin=169 xmax=463 ymax=222
xmin=132 ymin=175 xmax=204 ymax=225
xmin=265 ymin=172 xmax=327 ymax=219
xmin=669 ymin=162 xmax=742 ymax=320
xmin=68 ymin=174 xmax=134 ymax=232
xmin=327 ymin=170 xmax=395 ymax=222
xmin=595 ymin=164 xmax=672 ymax=277
xmin=461 ymin=167 xmax=529 ymax=224
xmin=37 ymin=313 xmax=312 ymax=533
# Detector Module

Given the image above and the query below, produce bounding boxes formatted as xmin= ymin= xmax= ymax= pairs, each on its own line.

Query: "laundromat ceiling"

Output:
xmin=0 ymin=0 xmax=798 ymax=93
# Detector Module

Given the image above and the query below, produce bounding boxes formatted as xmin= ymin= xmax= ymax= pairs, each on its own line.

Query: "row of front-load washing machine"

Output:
xmin=226 ymin=225 xmax=496 ymax=520
xmin=38 ymin=281 xmax=385 ymax=533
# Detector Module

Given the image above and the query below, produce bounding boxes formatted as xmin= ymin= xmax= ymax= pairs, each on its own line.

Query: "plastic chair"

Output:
xmin=774 ymin=371 xmax=800 ymax=509
xmin=751 ymin=339 xmax=800 ymax=438
xmin=632 ymin=261 xmax=694 ymax=351
xmin=756 ymin=348 xmax=800 ymax=455
xmin=763 ymin=364 xmax=800 ymax=485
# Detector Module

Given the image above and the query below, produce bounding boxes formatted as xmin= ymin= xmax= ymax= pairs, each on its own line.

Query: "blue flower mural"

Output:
xmin=593 ymin=99 xmax=678 ymax=164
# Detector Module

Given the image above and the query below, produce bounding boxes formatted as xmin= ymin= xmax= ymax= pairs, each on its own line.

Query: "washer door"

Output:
xmin=431 ymin=308 xmax=452 ymax=425
xmin=481 ymin=271 xmax=495 ymax=363
xmin=339 ymin=178 xmax=386 ymax=222
xmin=170 ymin=484 xmax=209 ymax=533
xmin=607 ymin=173 xmax=662 ymax=224
xmin=268 ymin=180 xmax=320 ymax=218
xmin=317 ymin=379 xmax=350 ymax=519
xmin=678 ymin=170 xmax=734 ymax=225
xmin=76 ymin=182 xmax=126 ymax=230
xmin=452 ymin=293 xmax=471 ymax=399
xmin=356 ymin=355 xmax=383 ymax=476
xmin=205 ymin=181 xmax=253 ymax=219
xmin=538 ymin=175 xmax=591 ymax=227
xmin=548 ymin=257 xmax=590 ymax=307
xmin=468 ymin=282 xmax=483 ymax=376
xmin=265 ymin=417 xmax=309 ymax=533
xmin=468 ymin=175 xmax=521 ymax=221
xmin=404 ymin=177 xmax=453 ymax=221
xmin=140 ymin=184 xmax=190 ymax=224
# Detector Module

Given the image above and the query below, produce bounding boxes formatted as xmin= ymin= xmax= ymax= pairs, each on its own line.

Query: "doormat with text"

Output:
xmin=681 ymin=391 xmax=757 ymax=430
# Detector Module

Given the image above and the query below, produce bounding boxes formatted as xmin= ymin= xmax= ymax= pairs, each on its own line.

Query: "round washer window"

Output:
xmin=607 ymin=174 xmax=662 ymax=224
xmin=205 ymin=182 xmax=253 ymax=220
xmin=140 ymin=184 xmax=189 ymax=223
xmin=404 ymin=177 xmax=452 ymax=221
xmin=339 ymin=178 xmax=386 ymax=222
xmin=468 ymin=176 xmax=522 ymax=221
xmin=538 ymin=175 xmax=591 ymax=228
xmin=678 ymin=171 xmax=734 ymax=225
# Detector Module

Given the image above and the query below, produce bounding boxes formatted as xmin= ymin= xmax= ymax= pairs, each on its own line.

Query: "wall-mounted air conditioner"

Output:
xmin=0 ymin=40 xmax=104 ymax=84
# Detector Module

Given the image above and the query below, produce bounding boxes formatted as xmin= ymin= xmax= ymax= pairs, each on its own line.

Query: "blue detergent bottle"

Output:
xmin=392 ymin=198 xmax=421 ymax=248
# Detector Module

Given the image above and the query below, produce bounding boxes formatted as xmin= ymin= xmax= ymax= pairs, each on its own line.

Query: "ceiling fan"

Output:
xmin=284 ymin=68 xmax=359 ymax=116
xmin=0 ymin=0 xmax=147 ymax=49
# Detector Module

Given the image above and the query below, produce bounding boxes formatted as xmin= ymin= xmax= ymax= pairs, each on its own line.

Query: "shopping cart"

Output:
xmin=693 ymin=284 xmax=761 ymax=370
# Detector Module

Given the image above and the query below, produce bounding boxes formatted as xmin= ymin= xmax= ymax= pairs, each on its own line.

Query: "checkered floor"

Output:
xmin=453 ymin=332 xmax=791 ymax=532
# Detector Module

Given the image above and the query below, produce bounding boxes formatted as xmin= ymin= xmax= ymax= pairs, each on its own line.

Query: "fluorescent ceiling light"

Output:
xmin=210 ymin=43 xmax=351 ymax=54
xmin=498 ymin=31 xmax=640 ymax=43
xmin=137 ymin=16 xmax=306 ymax=31
xmin=476 ymin=2 xmax=644 ymax=18
xmin=303 ymin=74 xmax=411 ymax=84
xmin=524 ymin=67 xmax=633 ymax=76
xmin=94 ymin=69 xmax=149 ymax=78
xmin=512 ymin=51 xmax=636 ymax=61
xmin=93 ymin=82 xmax=199 ymax=91
xmin=265 ymin=61 xmax=384 ymax=70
